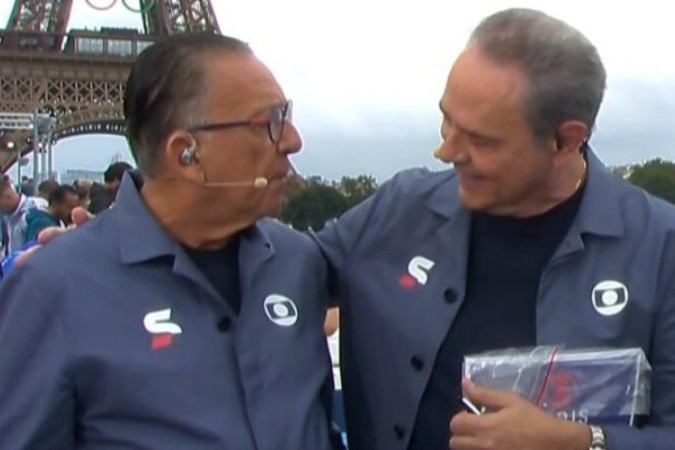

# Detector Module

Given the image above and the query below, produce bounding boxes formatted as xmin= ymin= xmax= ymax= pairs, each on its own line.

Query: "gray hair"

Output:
xmin=469 ymin=8 xmax=606 ymax=139
xmin=123 ymin=33 xmax=252 ymax=177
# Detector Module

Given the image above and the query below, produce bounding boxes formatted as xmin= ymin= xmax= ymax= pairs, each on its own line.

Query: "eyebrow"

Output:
xmin=438 ymin=101 xmax=501 ymax=142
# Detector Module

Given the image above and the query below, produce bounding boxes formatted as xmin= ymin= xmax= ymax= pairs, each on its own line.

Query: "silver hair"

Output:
xmin=469 ymin=8 xmax=606 ymax=139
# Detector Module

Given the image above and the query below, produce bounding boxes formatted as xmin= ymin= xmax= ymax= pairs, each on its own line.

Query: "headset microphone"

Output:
xmin=253 ymin=177 xmax=269 ymax=189
xmin=201 ymin=177 xmax=269 ymax=189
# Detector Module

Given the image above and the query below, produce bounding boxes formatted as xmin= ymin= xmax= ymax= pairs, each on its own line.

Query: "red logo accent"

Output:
xmin=545 ymin=371 xmax=578 ymax=410
xmin=399 ymin=274 xmax=417 ymax=288
xmin=151 ymin=333 xmax=173 ymax=350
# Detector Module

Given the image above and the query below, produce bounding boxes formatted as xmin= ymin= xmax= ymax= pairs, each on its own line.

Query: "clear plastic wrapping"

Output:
xmin=463 ymin=347 xmax=651 ymax=425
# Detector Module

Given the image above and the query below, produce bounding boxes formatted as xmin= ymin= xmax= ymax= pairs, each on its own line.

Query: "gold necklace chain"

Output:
xmin=574 ymin=158 xmax=588 ymax=192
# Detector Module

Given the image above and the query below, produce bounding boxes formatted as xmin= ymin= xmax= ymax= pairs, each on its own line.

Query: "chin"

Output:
xmin=458 ymin=189 xmax=491 ymax=212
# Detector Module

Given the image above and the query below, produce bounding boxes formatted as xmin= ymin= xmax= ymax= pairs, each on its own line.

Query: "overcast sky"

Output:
xmin=2 ymin=0 xmax=675 ymax=181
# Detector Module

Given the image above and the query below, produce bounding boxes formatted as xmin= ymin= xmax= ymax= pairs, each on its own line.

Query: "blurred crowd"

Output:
xmin=0 ymin=161 xmax=131 ymax=257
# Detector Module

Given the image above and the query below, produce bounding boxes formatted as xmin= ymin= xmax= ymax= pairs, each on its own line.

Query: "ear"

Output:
xmin=553 ymin=120 xmax=589 ymax=164
xmin=163 ymin=131 xmax=200 ymax=176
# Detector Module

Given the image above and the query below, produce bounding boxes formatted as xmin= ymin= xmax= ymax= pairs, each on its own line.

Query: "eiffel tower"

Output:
xmin=0 ymin=0 xmax=220 ymax=176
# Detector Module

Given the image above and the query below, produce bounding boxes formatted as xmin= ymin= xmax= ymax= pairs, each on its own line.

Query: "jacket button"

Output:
xmin=394 ymin=424 xmax=406 ymax=439
xmin=410 ymin=355 xmax=425 ymax=371
xmin=217 ymin=317 xmax=231 ymax=332
xmin=443 ymin=288 xmax=458 ymax=304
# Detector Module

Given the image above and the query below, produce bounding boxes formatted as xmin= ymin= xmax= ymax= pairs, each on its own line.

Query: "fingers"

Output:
xmin=450 ymin=412 xmax=498 ymax=449
xmin=449 ymin=434 xmax=488 ymax=450
xmin=462 ymin=379 xmax=524 ymax=411
xmin=16 ymin=209 xmax=92 ymax=264
xmin=71 ymin=207 xmax=93 ymax=226
xmin=37 ymin=227 xmax=67 ymax=245
xmin=450 ymin=411 xmax=481 ymax=435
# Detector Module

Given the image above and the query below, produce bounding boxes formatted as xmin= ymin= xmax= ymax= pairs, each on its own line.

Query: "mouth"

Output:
xmin=457 ymin=170 xmax=485 ymax=192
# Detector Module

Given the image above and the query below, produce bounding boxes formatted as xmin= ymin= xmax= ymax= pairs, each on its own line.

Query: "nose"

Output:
xmin=276 ymin=120 xmax=302 ymax=156
xmin=435 ymin=124 xmax=469 ymax=165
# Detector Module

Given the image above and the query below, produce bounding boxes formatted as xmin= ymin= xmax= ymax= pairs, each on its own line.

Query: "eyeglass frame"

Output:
xmin=187 ymin=100 xmax=293 ymax=144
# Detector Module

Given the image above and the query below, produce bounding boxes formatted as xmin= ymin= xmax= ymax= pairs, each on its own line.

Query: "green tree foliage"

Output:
xmin=627 ymin=158 xmax=675 ymax=204
xmin=339 ymin=174 xmax=378 ymax=208
xmin=611 ymin=164 xmax=632 ymax=179
xmin=281 ymin=177 xmax=350 ymax=231
xmin=280 ymin=175 xmax=378 ymax=230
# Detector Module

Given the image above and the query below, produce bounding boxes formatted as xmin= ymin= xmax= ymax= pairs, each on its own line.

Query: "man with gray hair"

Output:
xmin=315 ymin=7 xmax=675 ymax=450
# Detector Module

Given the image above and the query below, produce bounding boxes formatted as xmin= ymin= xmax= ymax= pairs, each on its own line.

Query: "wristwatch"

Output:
xmin=589 ymin=425 xmax=606 ymax=450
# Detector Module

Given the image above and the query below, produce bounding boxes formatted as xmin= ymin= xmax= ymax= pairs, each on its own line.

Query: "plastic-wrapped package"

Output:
xmin=463 ymin=347 xmax=651 ymax=426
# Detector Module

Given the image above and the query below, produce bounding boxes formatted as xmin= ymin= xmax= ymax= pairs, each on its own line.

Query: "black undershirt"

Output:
xmin=183 ymin=236 xmax=241 ymax=314
xmin=409 ymin=185 xmax=585 ymax=450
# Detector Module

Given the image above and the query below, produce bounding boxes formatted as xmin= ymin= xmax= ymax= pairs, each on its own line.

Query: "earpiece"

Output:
xmin=179 ymin=147 xmax=195 ymax=165
xmin=179 ymin=136 xmax=199 ymax=165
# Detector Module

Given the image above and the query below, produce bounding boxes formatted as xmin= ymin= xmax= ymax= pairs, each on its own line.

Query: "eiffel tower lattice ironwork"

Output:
xmin=0 ymin=0 xmax=221 ymax=174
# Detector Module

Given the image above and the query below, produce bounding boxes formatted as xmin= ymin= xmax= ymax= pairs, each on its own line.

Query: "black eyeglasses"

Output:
xmin=188 ymin=100 xmax=293 ymax=144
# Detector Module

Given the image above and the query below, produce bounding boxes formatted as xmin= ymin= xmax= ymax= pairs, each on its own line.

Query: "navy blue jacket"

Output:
xmin=316 ymin=150 xmax=675 ymax=450
xmin=0 ymin=175 xmax=334 ymax=450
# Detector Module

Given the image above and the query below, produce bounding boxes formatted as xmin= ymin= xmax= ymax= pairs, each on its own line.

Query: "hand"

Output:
xmin=14 ymin=207 xmax=93 ymax=266
xmin=449 ymin=379 xmax=591 ymax=450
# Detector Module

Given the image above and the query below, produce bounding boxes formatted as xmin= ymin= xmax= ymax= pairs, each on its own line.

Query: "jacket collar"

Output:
xmin=425 ymin=148 xmax=624 ymax=239
xmin=114 ymin=171 xmax=276 ymax=266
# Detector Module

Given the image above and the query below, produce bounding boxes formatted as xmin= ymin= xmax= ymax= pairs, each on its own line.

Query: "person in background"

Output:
xmin=72 ymin=180 xmax=91 ymax=209
xmin=88 ymin=161 xmax=133 ymax=214
xmin=24 ymin=185 xmax=80 ymax=242
xmin=0 ymin=175 xmax=47 ymax=256
xmin=19 ymin=176 xmax=35 ymax=196
xmin=37 ymin=179 xmax=59 ymax=203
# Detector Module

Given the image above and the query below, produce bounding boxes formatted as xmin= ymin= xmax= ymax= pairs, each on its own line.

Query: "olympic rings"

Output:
xmin=84 ymin=0 xmax=157 ymax=13
xmin=120 ymin=0 xmax=157 ymax=13
xmin=84 ymin=0 xmax=117 ymax=11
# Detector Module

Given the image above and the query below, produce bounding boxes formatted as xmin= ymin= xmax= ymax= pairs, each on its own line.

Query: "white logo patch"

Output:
xmin=143 ymin=308 xmax=183 ymax=334
xmin=264 ymin=294 xmax=299 ymax=327
xmin=408 ymin=256 xmax=436 ymax=286
xmin=591 ymin=280 xmax=629 ymax=316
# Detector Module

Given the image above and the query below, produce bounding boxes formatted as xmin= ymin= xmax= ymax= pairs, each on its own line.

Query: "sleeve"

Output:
xmin=603 ymin=253 xmax=675 ymax=449
xmin=0 ymin=262 xmax=76 ymax=449
xmin=311 ymin=168 xmax=429 ymax=303
xmin=310 ymin=197 xmax=379 ymax=304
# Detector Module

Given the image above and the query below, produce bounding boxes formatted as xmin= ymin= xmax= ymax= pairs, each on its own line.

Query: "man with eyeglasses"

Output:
xmin=0 ymin=33 xmax=341 ymax=450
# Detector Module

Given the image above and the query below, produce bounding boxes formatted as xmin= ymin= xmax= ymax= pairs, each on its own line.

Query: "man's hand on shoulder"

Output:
xmin=14 ymin=207 xmax=93 ymax=266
